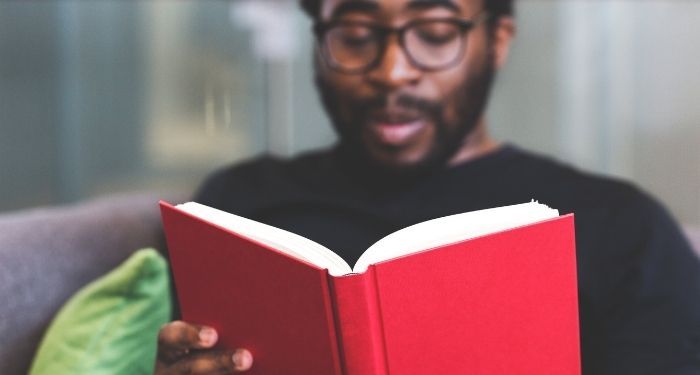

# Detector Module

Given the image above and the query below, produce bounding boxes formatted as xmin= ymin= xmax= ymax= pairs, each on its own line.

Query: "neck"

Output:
xmin=447 ymin=116 xmax=500 ymax=167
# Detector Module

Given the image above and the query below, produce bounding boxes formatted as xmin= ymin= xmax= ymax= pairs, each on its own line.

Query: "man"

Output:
xmin=155 ymin=0 xmax=700 ymax=373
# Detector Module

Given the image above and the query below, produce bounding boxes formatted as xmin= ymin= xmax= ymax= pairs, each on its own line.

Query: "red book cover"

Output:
xmin=160 ymin=201 xmax=580 ymax=375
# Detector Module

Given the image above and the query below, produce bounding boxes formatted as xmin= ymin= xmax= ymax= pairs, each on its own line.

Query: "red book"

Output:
xmin=160 ymin=201 xmax=581 ymax=375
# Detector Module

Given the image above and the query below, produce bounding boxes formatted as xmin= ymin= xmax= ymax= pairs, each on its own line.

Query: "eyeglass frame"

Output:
xmin=313 ymin=12 xmax=491 ymax=75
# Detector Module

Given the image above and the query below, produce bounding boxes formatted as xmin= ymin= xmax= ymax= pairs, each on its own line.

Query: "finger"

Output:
xmin=158 ymin=321 xmax=218 ymax=361
xmin=232 ymin=349 xmax=254 ymax=372
xmin=169 ymin=349 xmax=253 ymax=374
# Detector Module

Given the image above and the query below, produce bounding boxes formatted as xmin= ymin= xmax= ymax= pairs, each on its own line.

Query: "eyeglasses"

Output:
xmin=314 ymin=12 xmax=490 ymax=74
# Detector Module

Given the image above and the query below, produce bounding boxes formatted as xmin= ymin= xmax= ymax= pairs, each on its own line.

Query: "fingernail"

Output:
xmin=233 ymin=349 xmax=253 ymax=370
xmin=198 ymin=327 xmax=217 ymax=346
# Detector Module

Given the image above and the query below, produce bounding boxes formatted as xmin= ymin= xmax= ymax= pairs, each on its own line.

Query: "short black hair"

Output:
xmin=300 ymin=0 xmax=514 ymax=20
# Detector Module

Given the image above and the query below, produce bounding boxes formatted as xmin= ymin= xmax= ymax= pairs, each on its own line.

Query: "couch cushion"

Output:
xmin=29 ymin=248 xmax=171 ymax=375
xmin=0 ymin=192 xmax=186 ymax=375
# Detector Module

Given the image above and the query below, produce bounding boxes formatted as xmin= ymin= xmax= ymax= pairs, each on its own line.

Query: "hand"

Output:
xmin=155 ymin=321 xmax=253 ymax=374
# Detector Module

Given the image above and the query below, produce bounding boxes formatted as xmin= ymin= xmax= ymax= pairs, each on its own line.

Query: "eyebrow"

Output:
xmin=330 ymin=0 xmax=380 ymax=20
xmin=328 ymin=0 xmax=461 ymax=21
xmin=406 ymin=0 xmax=461 ymax=13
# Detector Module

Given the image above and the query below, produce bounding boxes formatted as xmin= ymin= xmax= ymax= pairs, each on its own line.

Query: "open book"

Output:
xmin=161 ymin=201 xmax=581 ymax=375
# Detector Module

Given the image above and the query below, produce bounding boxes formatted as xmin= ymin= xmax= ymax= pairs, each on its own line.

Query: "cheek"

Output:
xmin=327 ymin=74 xmax=356 ymax=91
xmin=431 ymin=70 xmax=470 ymax=124
xmin=324 ymin=73 xmax=371 ymax=117
xmin=319 ymin=60 xmax=365 ymax=95
xmin=316 ymin=51 xmax=356 ymax=92
xmin=434 ymin=47 xmax=491 ymax=124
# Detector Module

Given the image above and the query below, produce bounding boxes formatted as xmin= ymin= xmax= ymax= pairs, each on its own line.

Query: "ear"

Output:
xmin=491 ymin=16 xmax=516 ymax=70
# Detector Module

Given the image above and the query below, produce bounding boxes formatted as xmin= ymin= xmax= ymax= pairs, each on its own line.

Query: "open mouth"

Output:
xmin=366 ymin=111 xmax=429 ymax=147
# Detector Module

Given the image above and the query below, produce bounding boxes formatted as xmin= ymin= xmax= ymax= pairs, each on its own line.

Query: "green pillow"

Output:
xmin=30 ymin=248 xmax=172 ymax=375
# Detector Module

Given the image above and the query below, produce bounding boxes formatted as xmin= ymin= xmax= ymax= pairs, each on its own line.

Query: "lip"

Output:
xmin=369 ymin=110 xmax=422 ymax=125
xmin=366 ymin=118 xmax=428 ymax=146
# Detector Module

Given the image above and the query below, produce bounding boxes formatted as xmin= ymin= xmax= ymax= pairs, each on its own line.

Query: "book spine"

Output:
xmin=328 ymin=267 xmax=388 ymax=375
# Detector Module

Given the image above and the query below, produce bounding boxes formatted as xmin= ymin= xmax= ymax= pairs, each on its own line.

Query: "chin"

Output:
xmin=373 ymin=153 xmax=425 ymax=169
xmin=365 ymin=148 xmax=444 ymax=177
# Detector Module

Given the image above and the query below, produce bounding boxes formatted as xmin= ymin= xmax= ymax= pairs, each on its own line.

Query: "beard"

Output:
xmin=314 ymin=50 xmax=496 ymax=182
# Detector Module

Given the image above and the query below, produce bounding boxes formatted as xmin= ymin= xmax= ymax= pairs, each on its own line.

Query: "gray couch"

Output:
xmin=0 ymin=192 xmax=186 ymax=374
xmin=0 ymin=194 xmax=698 ymax=374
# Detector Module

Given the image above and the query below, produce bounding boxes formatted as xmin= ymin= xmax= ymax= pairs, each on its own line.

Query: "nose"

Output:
xmin=366 ymin=37 xmax=422 ymax=90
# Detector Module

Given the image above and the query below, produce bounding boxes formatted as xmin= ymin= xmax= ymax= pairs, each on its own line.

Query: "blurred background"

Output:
xmin=0 ymin=0 xmax=698 ymax=227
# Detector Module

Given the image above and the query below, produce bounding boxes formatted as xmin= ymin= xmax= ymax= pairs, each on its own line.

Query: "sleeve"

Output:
xmin=587 ymin=194 xmax=700 ymax=374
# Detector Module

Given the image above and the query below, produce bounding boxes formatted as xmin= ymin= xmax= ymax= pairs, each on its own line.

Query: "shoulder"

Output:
xmin=502 ymin=147 xmax=688 ymax=260
xmin=192 ymin=148 xmax=337 ymax=211
xmin=511 ymin=148 xmax=698 ymax=292
xmin=510 ymin=149 xmax=700 ymax=317
xmin=193 ymin=154 xmax=279 ymax=203
xmin=504 ymin=146 xmax=654 ymax=215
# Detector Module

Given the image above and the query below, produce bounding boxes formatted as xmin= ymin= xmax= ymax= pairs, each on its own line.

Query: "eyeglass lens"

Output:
xmin=323 ymin=21 xmax=465 ymax=72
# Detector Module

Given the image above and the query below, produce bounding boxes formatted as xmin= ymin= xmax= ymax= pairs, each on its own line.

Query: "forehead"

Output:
xmin=319 ymin=0 xmax=483 ymax=20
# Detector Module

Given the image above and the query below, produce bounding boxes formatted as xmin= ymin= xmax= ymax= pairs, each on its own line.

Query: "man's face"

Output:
xmin=315 ymin=0 xmax=509 ymax=173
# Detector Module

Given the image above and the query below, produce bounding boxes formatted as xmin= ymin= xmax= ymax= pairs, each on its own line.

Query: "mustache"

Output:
xmin=353 ymin=93 xmax=442 ymax=115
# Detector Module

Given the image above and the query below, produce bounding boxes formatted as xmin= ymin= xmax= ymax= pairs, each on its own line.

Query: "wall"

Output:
xmin=0 ymin=1 xmax=698 ymax=226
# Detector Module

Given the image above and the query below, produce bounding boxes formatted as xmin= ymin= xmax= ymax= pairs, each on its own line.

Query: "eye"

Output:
xmin=332 ymin=25 xmax=375 ymax=48
xmin=413 ymin=22 xmax=460 ymax=46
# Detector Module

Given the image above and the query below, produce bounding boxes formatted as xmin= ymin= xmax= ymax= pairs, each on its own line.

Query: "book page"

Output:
xmin=176 ymin=203 xmax=353 ymax=276
xmin=176 ymin=201 xmax=559 ymax=276
xmin=352 ymin=201 xmax=559 ymax=273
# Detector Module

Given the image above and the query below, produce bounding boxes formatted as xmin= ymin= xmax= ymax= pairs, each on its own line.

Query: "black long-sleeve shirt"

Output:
xmin=194 ymin=144 xmax=700 ymax=374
